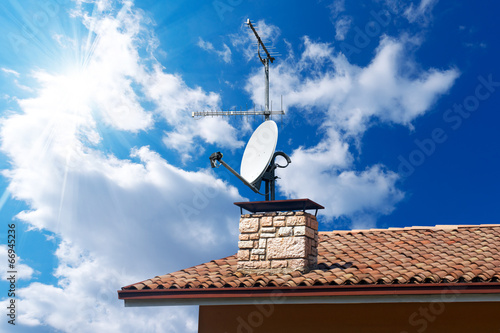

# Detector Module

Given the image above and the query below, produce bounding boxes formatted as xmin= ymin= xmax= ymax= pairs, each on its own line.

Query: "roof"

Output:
xmin=119 ymin=224 xmax=500 ymax=305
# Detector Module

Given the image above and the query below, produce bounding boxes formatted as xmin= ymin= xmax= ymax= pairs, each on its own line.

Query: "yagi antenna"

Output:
xmin=247 ymin=18 xmax=274 ymax=120
xmin=197 ymin=19 xmax=291 ymax=201
xmin=192 ymin=19 xmax=284 ymax=120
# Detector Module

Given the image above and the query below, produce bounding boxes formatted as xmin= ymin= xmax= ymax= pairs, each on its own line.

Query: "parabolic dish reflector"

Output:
xmin=241 ymin=120 xmax=278 ymax=185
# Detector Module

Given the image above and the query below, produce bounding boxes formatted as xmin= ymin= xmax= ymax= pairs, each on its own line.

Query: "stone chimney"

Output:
xmin=237 ymin=211 xmax=319 ymax=274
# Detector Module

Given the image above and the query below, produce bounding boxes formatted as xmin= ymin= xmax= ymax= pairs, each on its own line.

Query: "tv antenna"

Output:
xmin=192 ymin=19 xmax=284 ymax=120
xmin=200 ymin=19 xmax=290 ymax=201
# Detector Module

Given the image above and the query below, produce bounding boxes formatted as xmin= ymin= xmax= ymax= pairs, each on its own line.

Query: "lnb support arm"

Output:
xmin=209 ymin=152 xmax=261 ymax=194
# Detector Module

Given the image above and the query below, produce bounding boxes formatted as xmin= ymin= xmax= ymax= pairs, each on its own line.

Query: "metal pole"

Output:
xmin=270 ymin=176 xmax=275 ymax=201
xmin=269 ymin=155 xmax=276 ymax=200
xmin=265 ymin=179 xmax=270 ymax=201
xmin=264 ymin=58 xmax=270 ymax=120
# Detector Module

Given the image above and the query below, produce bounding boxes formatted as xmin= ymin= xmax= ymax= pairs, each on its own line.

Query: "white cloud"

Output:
xmin=0 ymin=245 xmax=36 ymax=281
xmin=1 ymin=136 xmax=241 ymax=331
xmin=278 ymin=131 xmax=404 ymax=221
xmin=404 ymin=0 xmax=438 ymax=25
xmin=1 ymin=68 xmax=20 ymax=77
xmin=146 ymin=64 xmax=244 ymax=160
xmin=248 ymin=34 xmax=458 ymax=135
xmin=2 ymin=240 xmax=198 ymax=333
xmin=335 ymin=16 xmax=352 ymax=40
xmin=329 ymin=0 xmax=346 ymax=18
xmin=53 ymin=33 xmax=77 ymax=48
xmin=1 ymin=68 xmax=33 ymax=92
xmin=71 ymin=1 xmax=239 ymax=154
xmin=0 ymin=1 xmax=245 ymax=332
xmin=245 ymin=31 xmax=458 ymax=222
xmin=197 ymin=37 xmax=232 ymax=63
xmin=301 ymin=36 xmax=334 ymax=63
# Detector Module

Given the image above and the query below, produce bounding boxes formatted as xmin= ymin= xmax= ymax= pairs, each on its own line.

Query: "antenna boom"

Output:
xmin=246 ymin=19 xmax=275 ymax=63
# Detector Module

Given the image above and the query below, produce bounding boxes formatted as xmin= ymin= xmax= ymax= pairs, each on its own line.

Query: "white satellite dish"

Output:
xmin=241 ymin=120 xmax=278 ymax=185
xmin=209 ymin=119 xmax=289 ymax=200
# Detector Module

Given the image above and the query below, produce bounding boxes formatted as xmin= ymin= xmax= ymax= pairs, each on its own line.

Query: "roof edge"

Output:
xmin=122 ymin=293 xmax=500 ymax=307
xmin=118 ymin=282 xmax=500 ymax=304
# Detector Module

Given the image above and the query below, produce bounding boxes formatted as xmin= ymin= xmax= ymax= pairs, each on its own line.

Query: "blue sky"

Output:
xmin=0 ymin=0 xmax=499 ymax=332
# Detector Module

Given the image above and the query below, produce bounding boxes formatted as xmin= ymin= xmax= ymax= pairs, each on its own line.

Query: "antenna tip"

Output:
xmin=246 ymin=19 xmax=250 ymax=24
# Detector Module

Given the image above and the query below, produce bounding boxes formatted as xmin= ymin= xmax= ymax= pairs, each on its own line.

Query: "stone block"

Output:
xmin=261 ymin=216 xmax=273 ymax=227
xmin=251 ymin=248 xmax=265 ymax=255
xmin=271 ymin=260 xmax=288 ymax=268
xmin=294 ymin=226 xmax=306 ymax=236
xmin=249 ymin=233 xmax=260 ymax=240
xmin=239 ymin=234 xmax=249 ymax=241
xmin=278 ymin=227 xmax=293 ymax=237
xmin=289 ymin=259 xmax=308 ymax=270
xmin=261 ymin=227 xmax=276 ymax=233
xmin=240 ymin=218 xmax=259 ymax=233
xmin=241 ymin=261 xmax=270 ymax=269
xmin=237 ymin=250 xmax=250 ymax=261
xmin=307 ymin=216 xmax=319 ymax=230
xmin=260 ymin=261 xmax=271 ymax=269
xmin=286 ymin=215 xmax=307 ymax=226
xmin=267 ymin=237 xmax=307 ymax=259
xmin=258 ymin=238 xmax=267 ymax=248
xmin=250 ymin=254 xmax=260 ymax=261
xmin=273 ymin=216 xmax=286 ymax=227
xmin=260 ymin=233 xmax=276 ymax=238
xmin=238 ymin=241 xmax=254 ymax=249
xmin=305 ymin=226 xmax=315 ymax=239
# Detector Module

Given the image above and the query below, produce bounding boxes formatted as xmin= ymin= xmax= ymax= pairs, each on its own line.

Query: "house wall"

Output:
xmin=199 ymin=302 xmax=500 ymax=333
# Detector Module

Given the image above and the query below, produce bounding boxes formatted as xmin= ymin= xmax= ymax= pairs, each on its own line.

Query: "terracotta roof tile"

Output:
xmin=122 ymin=224 xmax=500 ymax=291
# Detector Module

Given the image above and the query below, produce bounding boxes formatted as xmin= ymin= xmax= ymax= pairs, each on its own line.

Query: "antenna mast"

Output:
xmin=247 ymin=18 xmax=274 ymax=120
xmin=192 ymin=19 xmax=284 ymax=119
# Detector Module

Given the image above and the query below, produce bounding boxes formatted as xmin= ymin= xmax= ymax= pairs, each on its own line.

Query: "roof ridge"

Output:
xmin=321 ymin=223 xmax=500 ymax=234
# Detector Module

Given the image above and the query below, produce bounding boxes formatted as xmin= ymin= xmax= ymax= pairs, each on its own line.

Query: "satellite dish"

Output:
xmin=241 ymin=120 xmax=278 ymax=186
xmin=208 ymin=119 xmax=290 ymax=200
